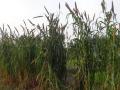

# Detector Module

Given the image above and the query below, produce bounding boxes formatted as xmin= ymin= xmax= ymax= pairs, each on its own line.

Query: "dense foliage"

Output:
xmin=0 ymin=0 xmax=120 ymax=90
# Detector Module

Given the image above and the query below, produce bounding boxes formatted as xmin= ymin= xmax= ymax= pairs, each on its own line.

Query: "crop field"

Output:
xmin=0 ymin=0 xmax=120 ymax=90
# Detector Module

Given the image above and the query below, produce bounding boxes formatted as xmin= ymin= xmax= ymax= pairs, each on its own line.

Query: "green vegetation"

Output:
xmin=0 ymin=0 xmax=120 ymax=90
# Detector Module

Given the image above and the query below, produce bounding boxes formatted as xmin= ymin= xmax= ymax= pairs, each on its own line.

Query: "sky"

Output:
xmin=0 ymin=0 xmax=120 ymax=28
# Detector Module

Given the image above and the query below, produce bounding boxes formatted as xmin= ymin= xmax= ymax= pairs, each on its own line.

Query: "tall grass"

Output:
xmin=66 ymin=1 xmax=120 ymax=90
xmin=0 ymin=0 xmax=120 ymax=90
xmin=0 ymin=8 xmax=67 ymax=89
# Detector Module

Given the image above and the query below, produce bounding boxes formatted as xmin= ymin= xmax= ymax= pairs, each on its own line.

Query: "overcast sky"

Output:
xmin=0 ymin=0 xmax=120 ymax=27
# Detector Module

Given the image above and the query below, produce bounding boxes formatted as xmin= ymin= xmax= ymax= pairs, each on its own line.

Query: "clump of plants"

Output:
xmin=0 ymin=0 xmax=120 ymax=90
